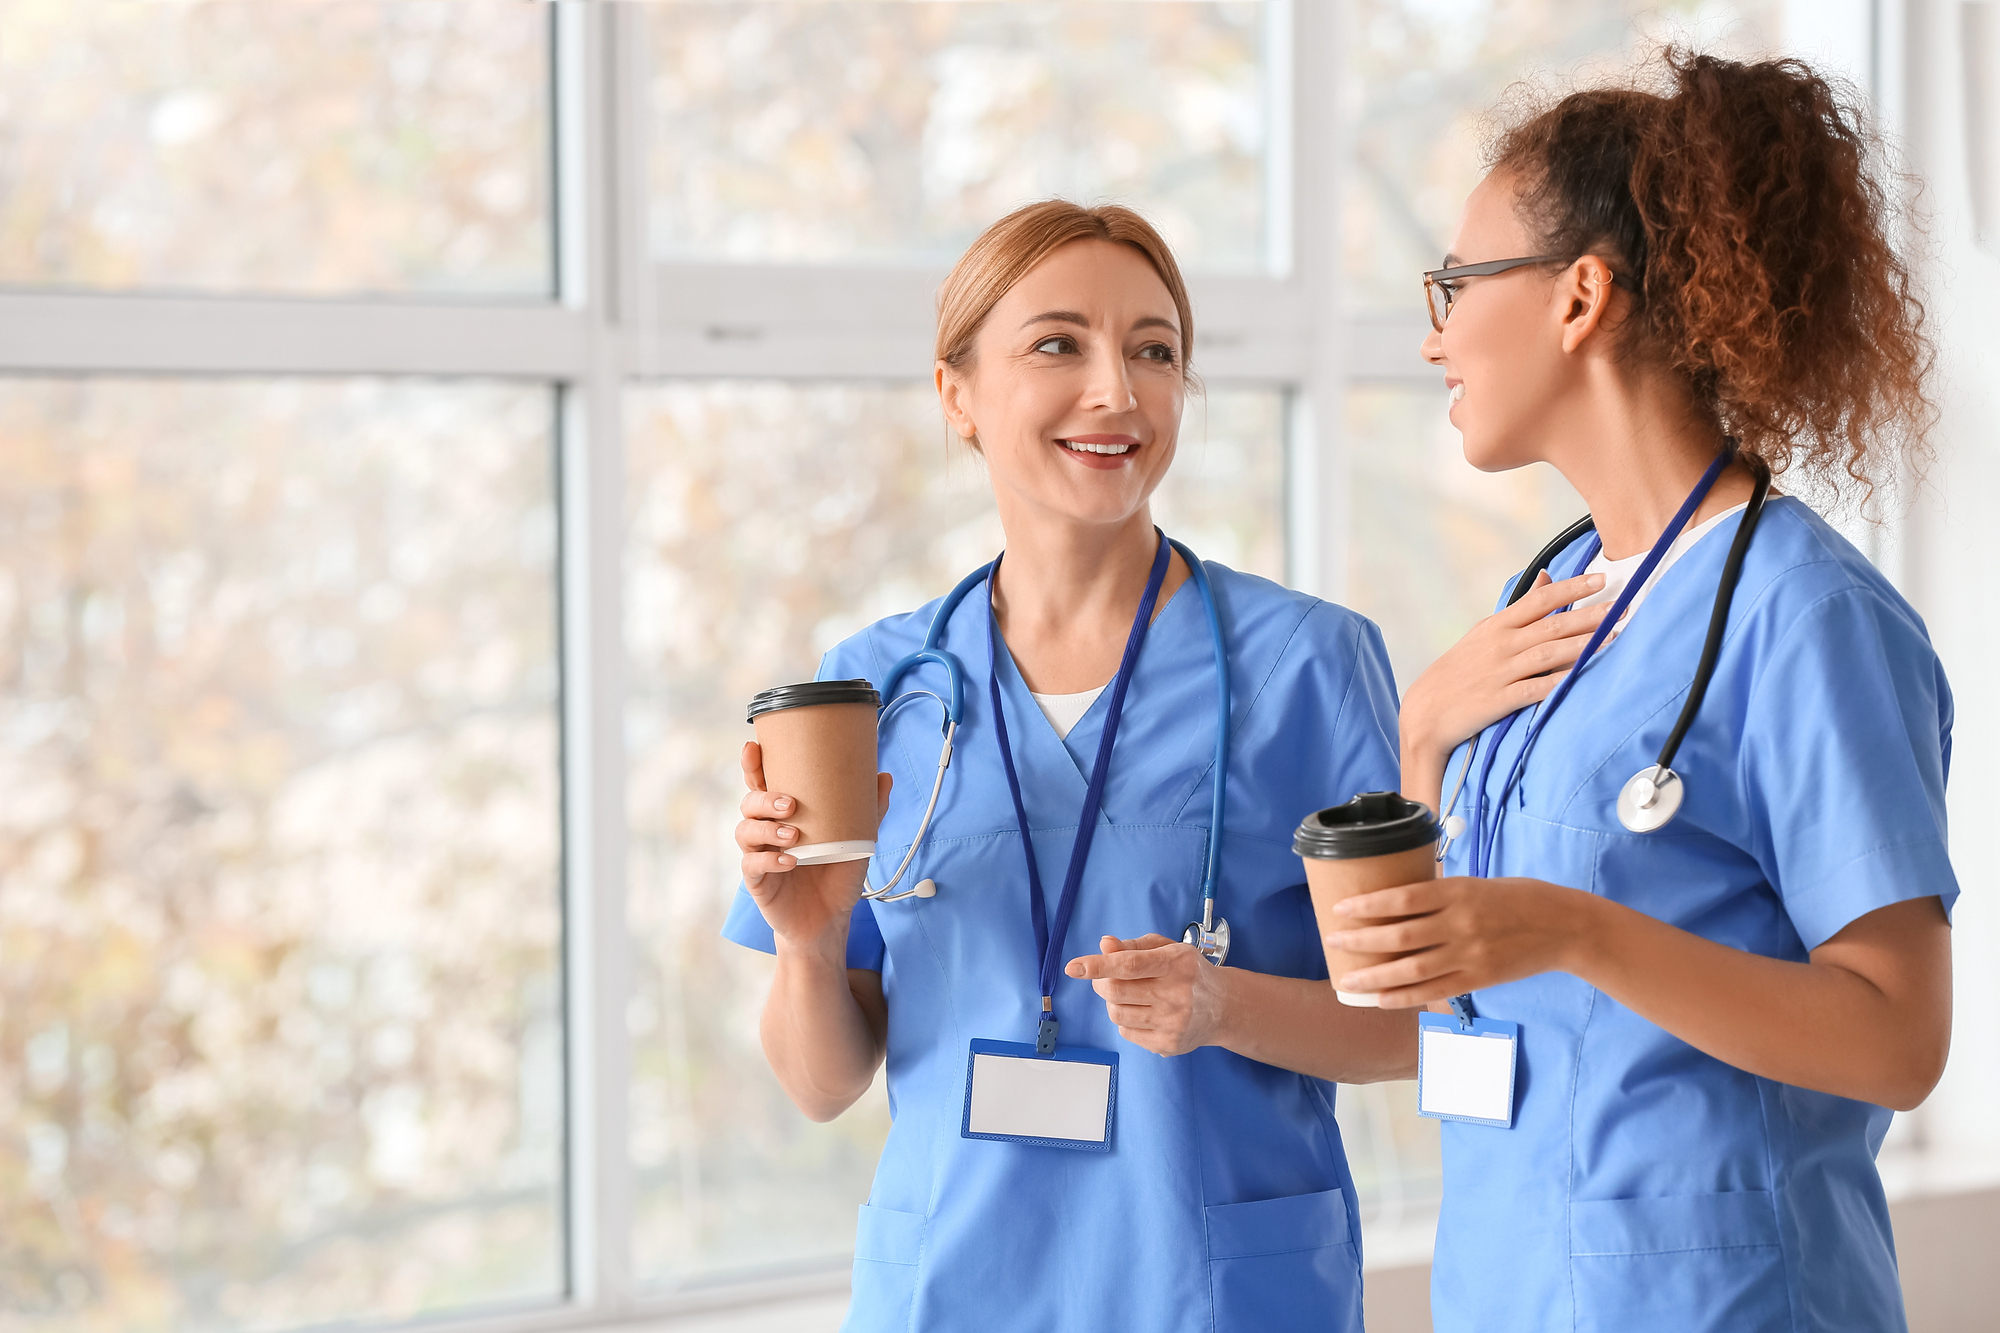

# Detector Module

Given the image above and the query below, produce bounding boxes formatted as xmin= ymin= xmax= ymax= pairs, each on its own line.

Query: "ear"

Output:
xmin=1557 ymin=256 xmax=1619 ymax=354
xmin=934 ymin=360 xmax=979 ymax=442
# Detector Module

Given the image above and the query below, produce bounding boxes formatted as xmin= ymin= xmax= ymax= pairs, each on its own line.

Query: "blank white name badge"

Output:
xmin=1417 ymin=1013 xmax=1520 ymax=1128
xmin=961 ymin=1039 xmax=1118 ymax=1152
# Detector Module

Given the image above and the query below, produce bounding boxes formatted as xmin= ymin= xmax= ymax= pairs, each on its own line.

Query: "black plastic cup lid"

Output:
xmin=1294 ymin=791 xmax=1440 ymax=859
xmin=746 ymin=679 xmax=882 ymax=723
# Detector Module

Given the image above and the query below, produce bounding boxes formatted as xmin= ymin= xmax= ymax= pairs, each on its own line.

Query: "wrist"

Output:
xmin=775 ymin=918 xmax=852 ymax=972
xmin=1553 ymin=885 xmax=1614 ymax=982
xmin=1202 ymin=962 xmax=1253 ymax=1052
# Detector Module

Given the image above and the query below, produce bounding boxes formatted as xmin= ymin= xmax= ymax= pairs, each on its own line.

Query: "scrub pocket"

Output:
xmin=1569 ymin=1190 xmax=1788 ymax=1333
xmin=844 ymin=1203 xmax=924 ymax=1333
xmin=1204 ymin=1188 xmax=1363 ymax=1333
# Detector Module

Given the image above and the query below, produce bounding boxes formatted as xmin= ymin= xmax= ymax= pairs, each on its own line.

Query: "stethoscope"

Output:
xmin=1438 ymin=446 xmax=1771 ymax=860
xmin=863 ymin=538 xmax=1236 ymax=966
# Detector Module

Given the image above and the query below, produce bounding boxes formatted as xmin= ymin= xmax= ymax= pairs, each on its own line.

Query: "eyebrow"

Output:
xmin=1018 ymin=310 xmax=1181 ymax=338
xmin=1441 ymin=252 xmax=1462 ymax=267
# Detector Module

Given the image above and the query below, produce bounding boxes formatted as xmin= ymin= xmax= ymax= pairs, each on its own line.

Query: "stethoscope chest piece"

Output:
xmin=1183 ymin=917 xmax=1230 ymax=967
xmin=1617 ymin=764 xmax=1684 ymax=833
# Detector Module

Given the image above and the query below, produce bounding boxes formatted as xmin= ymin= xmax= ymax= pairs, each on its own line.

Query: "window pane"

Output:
xmin=1344 ymin=0 xmax=1783 ymax=313
xmin=1344 ymin=382 xmax=1581 ymax=690
xmin=625 ymin=381 xmax=1284 ymax=1288
xmin=1153 ymin=389 xmax=1288 ymax=581
xmin=647 ymin=2 xmax=1274 ymax=272
xmin=0 ymin=379 xmax=564 ymax=1328
xmin=0 ymin=3 xmax=551 ymax=296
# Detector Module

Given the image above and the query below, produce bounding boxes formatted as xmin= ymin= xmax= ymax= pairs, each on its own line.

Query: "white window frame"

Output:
xmin=0 ymin=2 xmax=1895 ymax=1328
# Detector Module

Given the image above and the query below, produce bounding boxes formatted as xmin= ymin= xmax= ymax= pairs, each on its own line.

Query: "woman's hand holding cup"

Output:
xmin=736 ymin=740 xmax=892 ymax=956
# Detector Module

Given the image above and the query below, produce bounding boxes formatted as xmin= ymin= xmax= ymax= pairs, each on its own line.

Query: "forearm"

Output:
xmin=1569 ymin=893 xmax=1949 ymax=1110
xmin=761 ymin=932 xmax=885 ymax=1121
xmin=1399 ymin=735 xmax=1448 ymax=818
xmin=1212 ymin=969 xmax=1418 ymax=1083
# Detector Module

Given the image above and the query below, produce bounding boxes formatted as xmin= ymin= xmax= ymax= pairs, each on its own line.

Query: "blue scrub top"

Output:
xmin=724 ymin=562 xmax=1402 ymax=1333
xmin=1432 ymin=498 xmax=1958 ymax=1333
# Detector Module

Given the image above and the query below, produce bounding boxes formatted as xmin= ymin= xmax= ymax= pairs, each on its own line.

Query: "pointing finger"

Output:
xmin=1068 ymin=947 xmax=1171 ymax=981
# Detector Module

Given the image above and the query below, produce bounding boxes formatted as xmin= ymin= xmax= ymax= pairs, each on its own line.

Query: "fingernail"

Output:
xmin=778 ymin=854 xmax=795 ymax=867
xmin=1066 ymin=962 xmax=1082 ymax=976
xmin=778 ymin=826 xmax=797 ymax=841
xmin=773 ymin=797 xmax=792 ymax=813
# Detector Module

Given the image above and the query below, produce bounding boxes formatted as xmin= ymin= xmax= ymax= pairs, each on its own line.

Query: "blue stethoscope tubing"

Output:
xmin=868 ymin=537 xmax=1232 ymax=961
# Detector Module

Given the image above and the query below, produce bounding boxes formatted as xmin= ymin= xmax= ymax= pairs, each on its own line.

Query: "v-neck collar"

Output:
xmin=982 ymin=576 xmax=1194 ymax=828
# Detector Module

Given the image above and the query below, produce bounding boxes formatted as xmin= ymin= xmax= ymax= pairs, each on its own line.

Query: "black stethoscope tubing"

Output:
xmin=1481 ymin=456 xmax=1772 ymax=836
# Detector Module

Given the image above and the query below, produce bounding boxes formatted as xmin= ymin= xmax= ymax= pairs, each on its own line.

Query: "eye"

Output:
xmin=1031 ymin=335 xmax=1078 ymax=355
xmin=1137 ymin=342 xmax=1178 ymax=365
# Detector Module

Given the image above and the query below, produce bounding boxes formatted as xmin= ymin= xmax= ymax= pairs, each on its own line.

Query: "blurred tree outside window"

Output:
xmin=0 ymin=1 xmax=552 ymax=295
xmin=647 ymin=1 xmax=1274 ymax=272
xmin=0 ymin=378 xmax=565 ymax=1330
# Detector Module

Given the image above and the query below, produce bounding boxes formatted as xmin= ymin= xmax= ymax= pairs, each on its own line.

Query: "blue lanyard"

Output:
xmin=987 ymin=534 xmax=1171 ymax=1053
xmin=1462 ymin=540 xmax=1599 ymax=877
xmin=1467 ymin=449 xmax=1732 ymax=879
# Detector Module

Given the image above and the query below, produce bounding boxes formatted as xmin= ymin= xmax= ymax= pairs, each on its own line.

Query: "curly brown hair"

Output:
xmin=1488 ymin=49 xmax=1933 ymax=494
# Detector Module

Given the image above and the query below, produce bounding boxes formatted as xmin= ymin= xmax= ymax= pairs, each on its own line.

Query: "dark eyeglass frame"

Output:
xmin=1423 ymin=255 xmax=1633 ymax=331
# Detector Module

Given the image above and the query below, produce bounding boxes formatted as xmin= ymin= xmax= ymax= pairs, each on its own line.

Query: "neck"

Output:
xmin=985 ymin=496 xmax=1187 ymax=694
xmin=1540 ymin=365 xmax=1754 ymax=559
xmin=991 ymin=504 xmax=1161 ymax=639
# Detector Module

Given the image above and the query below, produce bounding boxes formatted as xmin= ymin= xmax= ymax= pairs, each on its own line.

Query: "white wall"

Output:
xmin=1900 ymin=0 xmax=2000 ymax=1191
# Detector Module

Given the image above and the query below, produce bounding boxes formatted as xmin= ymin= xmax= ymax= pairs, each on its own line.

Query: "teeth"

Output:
xmin=1064 ymin=440 xmax=1134 ymax=455
xmin=1449 ymin=384 xmax=1465 ymax=404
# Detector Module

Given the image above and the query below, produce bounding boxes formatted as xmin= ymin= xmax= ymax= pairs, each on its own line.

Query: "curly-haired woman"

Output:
xmin=1327 ymin=51 xmax=1957 ymax=1332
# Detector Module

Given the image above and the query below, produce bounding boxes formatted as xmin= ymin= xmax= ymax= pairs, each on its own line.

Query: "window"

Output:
xmin=0 ymin=2 xmax=552 ymax=297
xmin=0 ymin=377 xmax=562 ymax=1325
xmin=647 ymin=2 xmax=1279 ymax=272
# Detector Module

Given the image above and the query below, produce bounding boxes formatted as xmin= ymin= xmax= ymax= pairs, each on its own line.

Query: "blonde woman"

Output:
xmin=727 ymin=201 xmax=1413 ymax=1332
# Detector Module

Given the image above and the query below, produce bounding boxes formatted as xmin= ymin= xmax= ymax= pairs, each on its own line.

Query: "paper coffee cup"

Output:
xmin=1293 ymin=792 xmax=1441 ymax=1007
xmin=746 ymin=680 xmax=882 ymax=864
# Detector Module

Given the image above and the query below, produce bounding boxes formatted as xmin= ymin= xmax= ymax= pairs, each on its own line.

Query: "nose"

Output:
xmin=1421 ymin=324 xmax=1446 ymax=367
xmin=1081 ymin=340 xmax=1137 ymax=413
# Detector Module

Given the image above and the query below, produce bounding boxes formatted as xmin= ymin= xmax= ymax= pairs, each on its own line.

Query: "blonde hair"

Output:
xmin=934 ymin=199 xmax=1196 ymax=381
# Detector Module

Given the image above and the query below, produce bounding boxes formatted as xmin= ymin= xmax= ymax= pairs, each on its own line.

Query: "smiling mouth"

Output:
xmin=1060 ymin=438 xmax=1137 ymax=456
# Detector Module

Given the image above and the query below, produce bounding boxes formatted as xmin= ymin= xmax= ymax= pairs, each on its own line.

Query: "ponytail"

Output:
xmin=1490 ymin=50 xmax=1932 ymax=493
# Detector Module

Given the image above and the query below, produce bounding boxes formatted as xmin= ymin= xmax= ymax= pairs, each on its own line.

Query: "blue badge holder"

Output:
xmin=961 ymin=1039 xmax=1118 ymax=1152
xmin=1417 ymin=1011 xmax=1519 ymax=1129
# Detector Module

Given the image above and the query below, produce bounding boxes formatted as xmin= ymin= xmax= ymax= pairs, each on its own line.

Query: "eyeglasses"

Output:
xmin=1422 ymin=255 xmax=1633 ymax=331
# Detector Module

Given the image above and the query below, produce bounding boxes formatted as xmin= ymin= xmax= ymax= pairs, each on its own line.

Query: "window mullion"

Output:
xmin=555 ymin=0 xmax=634 ymax=1316
xmin=1290 ymin=0 xmax=1347 ymax=602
